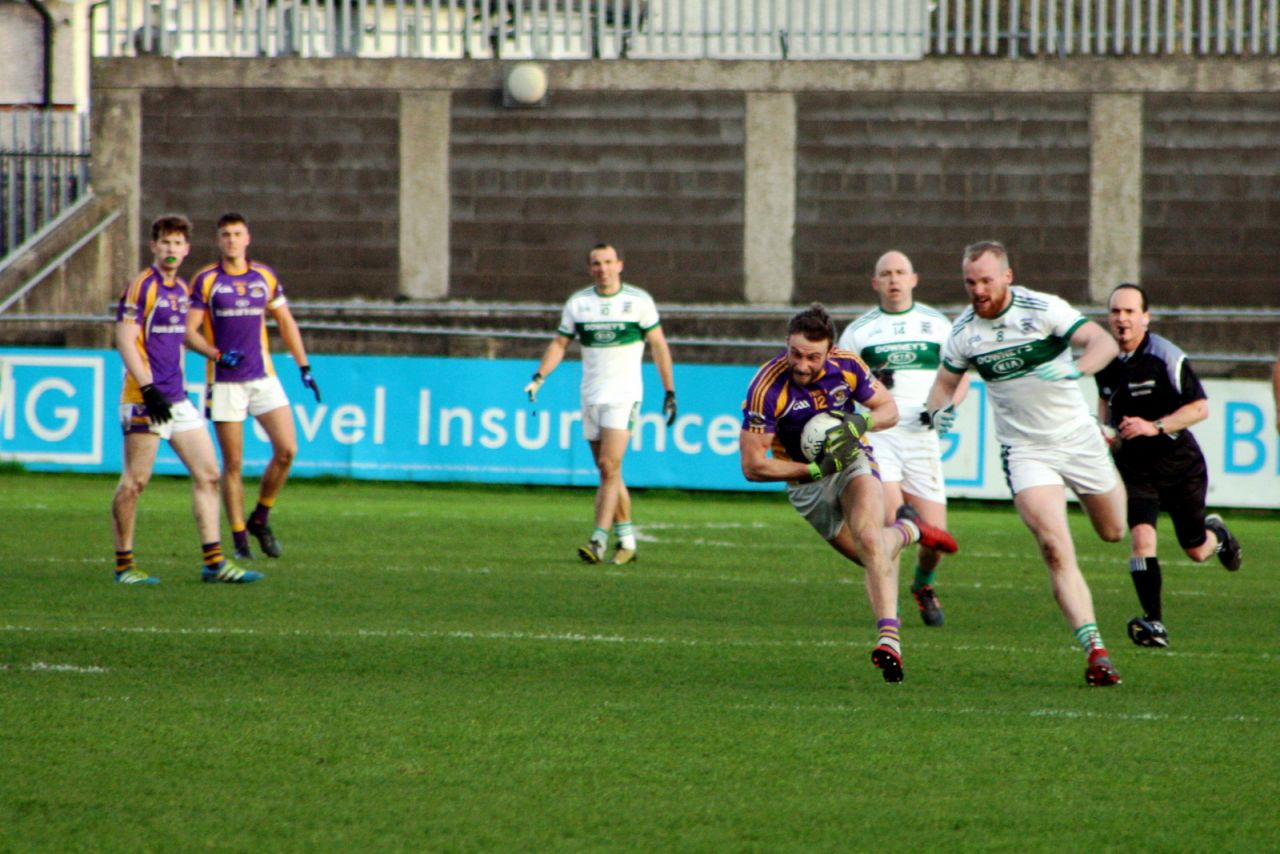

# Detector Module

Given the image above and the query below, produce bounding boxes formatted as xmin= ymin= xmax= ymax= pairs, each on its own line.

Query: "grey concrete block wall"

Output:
xmin=794 ymin=93 xmax=1091 ymax=306
xmin=1142 ymin=94 xmax=1280 ymax=308
xmin=139 ymin=88 xmax=400 ymax=298
xmin=448 ymin=91 xmax=745 ymax=303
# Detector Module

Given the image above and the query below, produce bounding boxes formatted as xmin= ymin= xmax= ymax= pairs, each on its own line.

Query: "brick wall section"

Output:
xmin=1143 ymin=94 xmax=1280 ymax=308
xmin=794 ymin=93 xmax=1092 ymax=307
xmin=139 ymin=88 xmax=400 ymax=299
xmin=449 ymin=91 xmax=745 ymax=304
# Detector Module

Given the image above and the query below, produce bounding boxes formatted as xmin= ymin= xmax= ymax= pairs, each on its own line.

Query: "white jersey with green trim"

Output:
xmin=941 ymin=285 xmax=1092 ymax=446
xmin=557 ymin=283 xmax=661 ymax=405
xmin=838 ymin=302 xmax=952 ymax=433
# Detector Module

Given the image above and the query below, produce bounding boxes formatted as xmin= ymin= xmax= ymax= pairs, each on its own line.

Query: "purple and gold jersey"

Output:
xmin=116 ymin=265 xmax=191 ymax=404
xmin=741 ymin=349 xmax=879 ymax=463
xmin=189 ymin=261 xmax=287 ymax=384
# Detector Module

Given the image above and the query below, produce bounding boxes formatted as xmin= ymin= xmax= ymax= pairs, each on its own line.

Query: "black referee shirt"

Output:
xmin=1095 ymin=331 xmax=1207 ymax=471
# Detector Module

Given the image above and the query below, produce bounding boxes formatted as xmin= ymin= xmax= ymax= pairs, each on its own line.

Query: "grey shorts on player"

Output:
xmin=786 ymin=451 xmax=877 ymax=541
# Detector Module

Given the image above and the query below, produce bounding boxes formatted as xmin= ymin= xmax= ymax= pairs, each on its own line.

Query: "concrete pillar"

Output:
xmin=399 ymin=91 xmax=451 ymax=300
xmin=1088 ymin=93 xmax=1143 ymax=305
xmin=89 ymin=87 xmax=141 ymax=291
xmin=743 ymin=92 xmax=796 ymax=304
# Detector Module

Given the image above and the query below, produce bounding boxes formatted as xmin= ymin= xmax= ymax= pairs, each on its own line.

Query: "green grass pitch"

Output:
xmin=1 ymin=469 xmax=1277 ymax=851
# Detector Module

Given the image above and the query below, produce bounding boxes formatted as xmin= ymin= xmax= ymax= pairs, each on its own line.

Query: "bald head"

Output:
xmin=875 ymin=250 xmax=914 ymax=277
xmin=871 ymin=250 xmax=918 ymax=311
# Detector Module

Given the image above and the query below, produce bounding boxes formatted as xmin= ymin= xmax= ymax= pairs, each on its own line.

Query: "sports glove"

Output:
xmin=215 ymin=349 xmax=244 ymax=369
xmin=806 ymin=412 xmax=871 ymax=480
xmin=826 ymin=410 xmax=872 ymax=446
xmin=920 ymin=405 xmax=957 ymax=436
xmin=662 ymin=391 xmax=677 ymax=427
xmin=139 ymin=383 xmax=172 ymax=425
xmin=1034 ymin=360 xmax=1083 ymax=382
xmin=524 ymin=372 xmax=544 ymax=403
xmin=807 ymin=434 xmax=863 ymax=481
xmin=299 ymin=365 xmax=322 ymax=402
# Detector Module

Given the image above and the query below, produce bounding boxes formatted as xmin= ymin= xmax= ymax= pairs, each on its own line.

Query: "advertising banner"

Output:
xmin=2 ymin=348 xmax=1278 ymax=508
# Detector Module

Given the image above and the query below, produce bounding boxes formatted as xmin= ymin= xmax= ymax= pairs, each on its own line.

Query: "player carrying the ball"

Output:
xmin=739 ymin=304 xmax=959 ymax=684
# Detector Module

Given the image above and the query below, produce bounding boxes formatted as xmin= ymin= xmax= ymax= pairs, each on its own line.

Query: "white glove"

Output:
xmin=924 ymin=405 xmax=957 ymax=436
xmin=1034 ymin=360 xmax=1083 ymax=382
xmin=524 ymin=373 xmax=544 ymax=403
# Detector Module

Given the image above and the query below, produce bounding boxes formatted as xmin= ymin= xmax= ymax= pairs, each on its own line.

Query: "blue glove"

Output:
xmin=1034 ymin=360 xmax=1083 ymax=382
xmin=300 ymin=365 xmax=321 ymax=403
xmin=663 ymin=391 xmax=677 ymax=427
xmin=921 ymin=405 xmax=957 ymax=436
xmin=139 ymin=383 xmax=172 ymax=425
xmin=215 ymin=350 xmax=244 ymax=369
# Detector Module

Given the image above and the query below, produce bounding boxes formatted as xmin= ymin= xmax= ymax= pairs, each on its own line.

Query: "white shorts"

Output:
xmin=207 ymin=376 xmax=290 ymax=423
xmin=582 ymin=401 xmax=639 ymax=442
xmin=786 ymin=451 xmax=878 ymax=541
xmin=1002 ymin=421 xmax=1119 ymax=497
xmin=866 ymin=426 xmax=946 ymax=504
xmin=120 ymin=398 xmax=205 ymax=440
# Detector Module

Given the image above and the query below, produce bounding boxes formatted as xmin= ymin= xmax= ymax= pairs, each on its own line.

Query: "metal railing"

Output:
xmin=0 ymin=112 xmax=92 ymax=262
xmin=4 ymin=310 xmax=1273 ymax=367
xmin=91 ymin=0 xmax=1279 ymax=59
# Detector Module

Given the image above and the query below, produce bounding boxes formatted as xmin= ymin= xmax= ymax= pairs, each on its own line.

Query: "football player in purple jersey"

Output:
xmin=739 ymin=304 xmax=958 ymax=683
xmin=185 ymin=213 xmax=319 ymax=561
xmin=111 ymin=215 xmax=261 ymax=585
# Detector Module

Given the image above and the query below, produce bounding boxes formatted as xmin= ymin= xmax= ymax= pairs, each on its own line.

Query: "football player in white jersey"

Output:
xmin=839 ymin=250 xmax=969 ymax=628
xmin=525 ymin=244 xmax=677 ymax=565
xmin=925 ymin=240 xmax=1127 ymax=687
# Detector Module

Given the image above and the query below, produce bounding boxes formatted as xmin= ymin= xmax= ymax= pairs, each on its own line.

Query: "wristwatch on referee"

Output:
xmin=1154 ymin=419 xmax=1166 ymax=434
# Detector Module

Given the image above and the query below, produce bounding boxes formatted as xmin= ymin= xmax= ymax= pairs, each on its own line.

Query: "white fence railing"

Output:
xmin=92 ymin=0 xmax=1280 ymax=59
xmin=0 ymin=112 xmax=92 ymax=261
xmin=92 ymin=0 xmax=927 ymax=59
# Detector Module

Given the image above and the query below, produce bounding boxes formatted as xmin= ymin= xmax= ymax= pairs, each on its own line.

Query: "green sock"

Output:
xmin=911 ymin=564 xmax=936 ymax=592
xmin=1073 ymin=622 xmax=1103 ymax=654
xmin=591 ymin=528 xmax=609 ymax=547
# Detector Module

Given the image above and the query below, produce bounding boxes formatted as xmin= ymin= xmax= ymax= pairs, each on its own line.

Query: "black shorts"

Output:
xmin=1118 ymin=444 xmax=1209 ymax=550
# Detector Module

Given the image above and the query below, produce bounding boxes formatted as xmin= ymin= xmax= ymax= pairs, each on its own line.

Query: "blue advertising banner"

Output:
xmin=0 ymin=348 xmax=768 ymax=491
xmin=2 ymin=348 xmax=1278 ymax=507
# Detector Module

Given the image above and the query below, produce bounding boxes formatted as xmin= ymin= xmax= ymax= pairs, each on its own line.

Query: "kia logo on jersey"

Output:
xmin=993 ymin=358 xmax=1025 ymax=374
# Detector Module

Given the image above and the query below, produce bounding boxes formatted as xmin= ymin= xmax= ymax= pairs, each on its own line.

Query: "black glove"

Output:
xmin=215 ymin=349 xmax=244 ymax=369
xmin=299 ymin=365 xmax=321 ymax=403
xmin=825 ymin=411 xmax=872 ymax=446
xmin=663 ymin=391 xmax=677 ymax=427
xmin=139 ymin=383 xmax=172 ymax=425
xmin=808 ymin=438 xmax=861 ymax=480
xmin=872 ymin=368 xmax=895 ymax=390
xmin=805 ymin=412 xmax=869 ymax=479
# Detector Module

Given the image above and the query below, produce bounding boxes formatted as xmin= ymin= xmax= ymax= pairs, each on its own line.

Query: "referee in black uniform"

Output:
xmin=1095 ymin=283 xmax=1243 ymax=649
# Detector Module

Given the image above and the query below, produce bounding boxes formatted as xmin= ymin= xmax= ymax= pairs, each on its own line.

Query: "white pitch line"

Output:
xmin=1 ymin=623 xmax=1273 ymax=662
xmin=373 ymin=561 xmax=1259 ymax=604
xmin=720 ymin=701 xmax=1270 ymax=726
xmin=0 ymin=661 xmax=109 ymax=673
